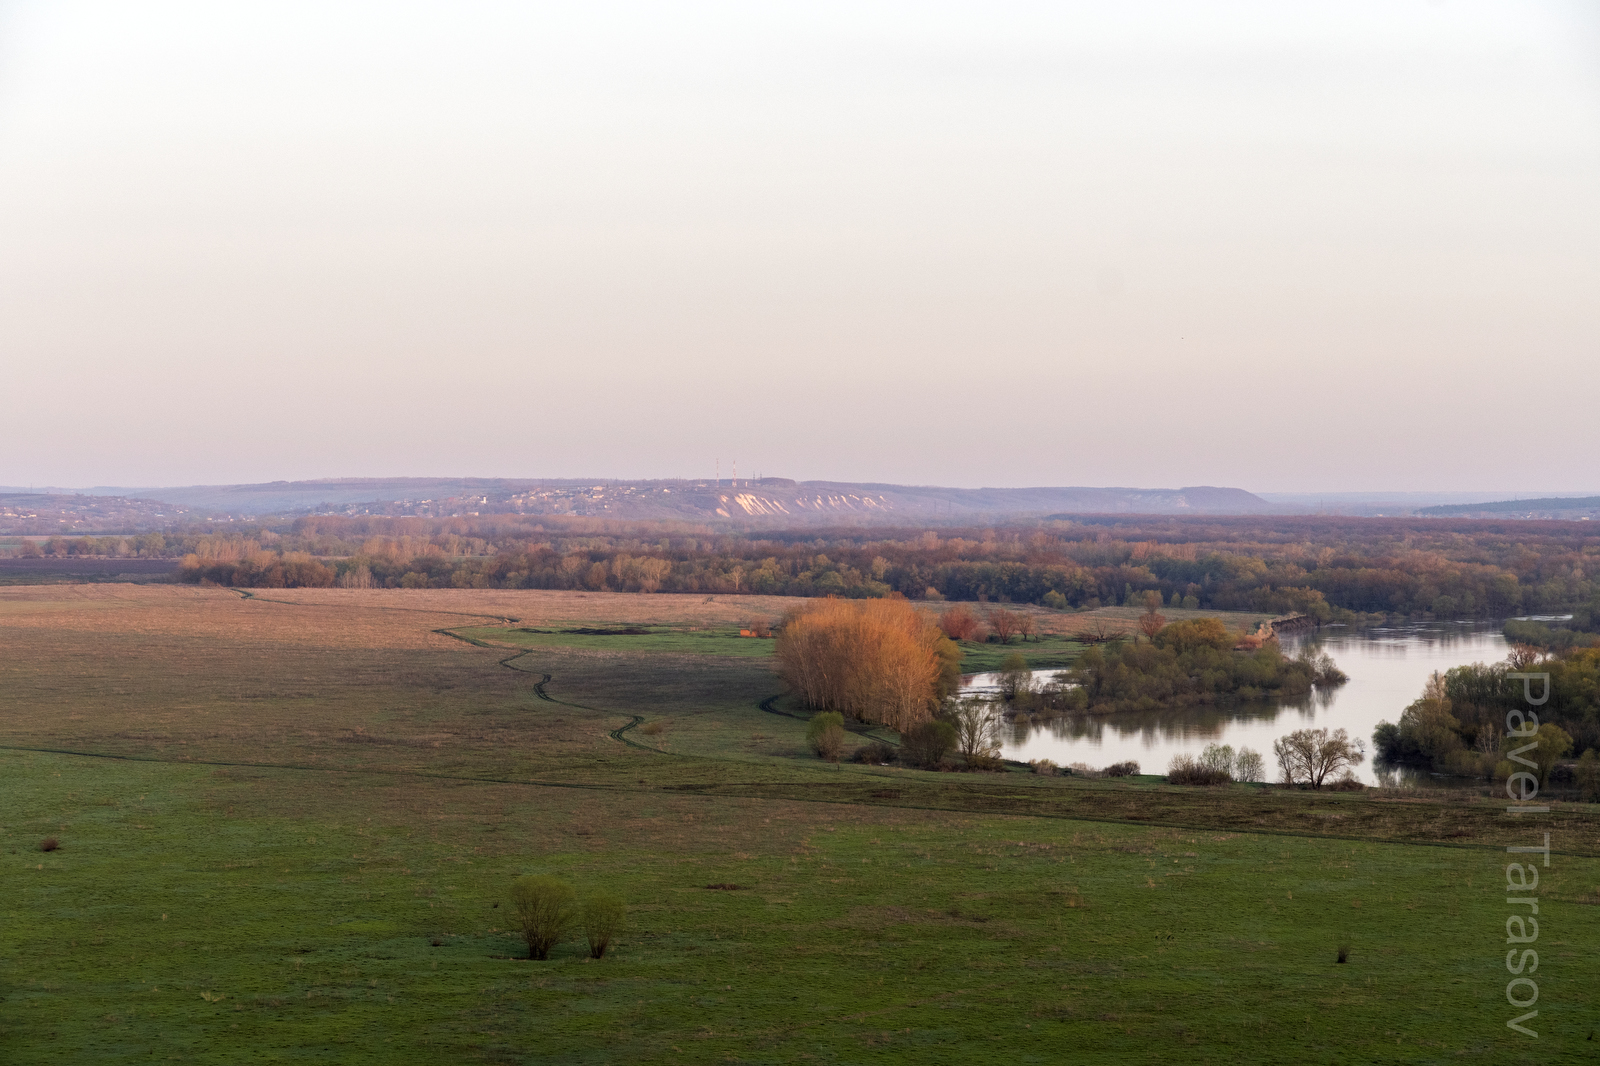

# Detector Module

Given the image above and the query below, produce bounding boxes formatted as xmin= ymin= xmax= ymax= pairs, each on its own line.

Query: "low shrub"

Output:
xmin=1577 ymin=750 xmax=1600 ymax=802
xmin=806 ymin=712 xmax=847 ymax=762
xmin=1325 ymin=773 xmax=1365 ymax=792
xmin=1103 ymin=761 xmax=1140 ymax=777
xmin=964 ymin=753 xmax=1004 ymax=772
xmin=38 ymin=837 xmax=59 ymax=853
xmin=580 ymin=890 xmax=626 ymax=960
xmin=638 ymin=721 xmax=666 ymax=736
xmin=510 ymin=875 xmax=577 ymax=960
xmin=900 ymin=719 xmax=957 ymax=768
xmin=1166 ymin=754 xmax=1232 ymax=786
xmin=851 ymin=742 xmax=897 ymax=765
xmin=1029 ymin=758 xmax=1058 ymax=776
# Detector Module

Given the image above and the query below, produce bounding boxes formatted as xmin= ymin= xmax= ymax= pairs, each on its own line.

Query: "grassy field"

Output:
xmin=1 ymin=586 xmax=1596 ymax=1063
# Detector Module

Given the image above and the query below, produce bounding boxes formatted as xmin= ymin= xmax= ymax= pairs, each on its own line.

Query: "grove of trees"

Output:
xmin=774 ymin=596 xmax=961 ymax=732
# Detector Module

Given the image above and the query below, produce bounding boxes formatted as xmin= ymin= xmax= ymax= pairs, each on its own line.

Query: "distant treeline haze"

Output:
xmin=9 ymin=514 xmax=1596 ymax=619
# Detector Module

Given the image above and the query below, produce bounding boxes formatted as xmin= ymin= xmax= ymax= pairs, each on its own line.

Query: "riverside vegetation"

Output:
xmin=1373 ymin=645 xmax=1600 ymax=792
xmin=3 ymin=584 xmax=1600 ymax=1063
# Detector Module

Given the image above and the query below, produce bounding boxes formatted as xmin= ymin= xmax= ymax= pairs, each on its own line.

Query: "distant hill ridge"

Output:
xmin=1418 ymin=496 xmax=1600 ymax=519
xmin=38 ymin=478 xmax=1277 ymax=521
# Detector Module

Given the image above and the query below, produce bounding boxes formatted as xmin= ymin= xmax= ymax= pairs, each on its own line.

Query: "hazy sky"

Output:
xmin=2 ymin=2 xmax=1597 ymax=492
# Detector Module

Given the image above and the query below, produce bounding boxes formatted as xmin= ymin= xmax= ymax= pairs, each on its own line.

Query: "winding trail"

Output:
xmin=434 ymin=626 xmax=663 ymax=753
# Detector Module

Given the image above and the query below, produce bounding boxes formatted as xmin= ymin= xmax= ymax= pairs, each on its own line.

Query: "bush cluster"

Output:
xmin=509 ymin=875 xmax=626 ymax=960
xmin=900 ymin=719 xmax=957 ymax=768
xmin=851 ymin=742 xmax=898 ymax=766
xmin=1166 ymin=743 xmax=1264 ymax=786
xmin=1166 ymin=755 xmax=1233 ymax=786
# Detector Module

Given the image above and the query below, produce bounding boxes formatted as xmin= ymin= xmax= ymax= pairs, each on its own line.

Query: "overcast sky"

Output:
xmin=2 ymin=2 xmax=1597 ymax=492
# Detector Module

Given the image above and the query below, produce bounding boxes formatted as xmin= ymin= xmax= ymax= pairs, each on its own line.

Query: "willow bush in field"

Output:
xmin=581 ymin=891 xmax=627 ymax=960
xmin=775 ymin=596 xmax=960 ymax=731
xmin=805 ymin=712 xmax=846 ymax=761
xmin=510 ymin=875 xmax=577 ymax=960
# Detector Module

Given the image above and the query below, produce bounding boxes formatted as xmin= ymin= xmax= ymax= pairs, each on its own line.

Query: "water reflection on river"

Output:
xmin=980 ymin=621 xmax=1510 ymax=785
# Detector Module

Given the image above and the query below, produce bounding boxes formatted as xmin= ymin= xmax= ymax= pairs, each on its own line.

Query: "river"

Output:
xmin=970 ymin=621 xmax=1511 ymax=785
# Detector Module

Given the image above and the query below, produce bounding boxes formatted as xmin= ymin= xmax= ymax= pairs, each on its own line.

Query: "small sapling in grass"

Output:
xmin=1337 ymin=945 xmax=1350 ymax=964
xmin=39 ymin=838 xmax=60 ymax=852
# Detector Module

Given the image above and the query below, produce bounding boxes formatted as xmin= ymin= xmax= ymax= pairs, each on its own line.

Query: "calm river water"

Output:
xmin=968 ymin=621 xmax=1511 ymax=785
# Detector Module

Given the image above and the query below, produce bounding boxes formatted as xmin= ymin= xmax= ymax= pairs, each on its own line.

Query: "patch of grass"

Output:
xmin=954 ymin=634 xmax=1084 ymax=672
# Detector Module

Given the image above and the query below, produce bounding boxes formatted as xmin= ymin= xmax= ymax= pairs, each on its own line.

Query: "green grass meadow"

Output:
xmin=1 ymin=588 xmax=1597 ymax=1062
xmin=6 ymin=750 xmax=1598 ymax=1064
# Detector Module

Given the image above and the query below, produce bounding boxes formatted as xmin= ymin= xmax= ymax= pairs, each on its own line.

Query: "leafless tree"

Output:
xmin=950 ymin=698 xmax=1003 ymax=761
xmin=986 ymin=608 xmax=1022 ymax=644
xmin=1273 ymin=727 xmax=1365 ymax=788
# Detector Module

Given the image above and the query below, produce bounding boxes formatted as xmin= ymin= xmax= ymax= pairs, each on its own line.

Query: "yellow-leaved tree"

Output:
xmin=774 ymin=595 xmax=960 ymax=732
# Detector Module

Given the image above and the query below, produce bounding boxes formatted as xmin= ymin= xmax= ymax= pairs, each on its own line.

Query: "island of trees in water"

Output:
xmin=1065 ymin=617 xmax=1348 ymax=713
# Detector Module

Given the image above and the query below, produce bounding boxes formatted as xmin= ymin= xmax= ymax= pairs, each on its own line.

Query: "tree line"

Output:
xmin=15 ymin=512 xmax=1590 ymax=620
